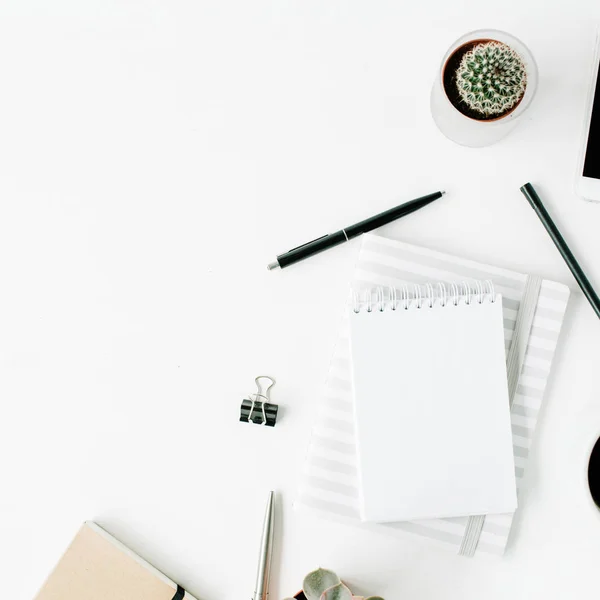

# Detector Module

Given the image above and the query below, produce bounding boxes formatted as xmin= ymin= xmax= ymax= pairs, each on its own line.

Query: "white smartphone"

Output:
xmin=577 ymin=34 xmax=600 ymax=202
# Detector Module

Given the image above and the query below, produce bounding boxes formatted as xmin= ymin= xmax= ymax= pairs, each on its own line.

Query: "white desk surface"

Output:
xmin=2 ymin=3 xmax=600 ymax=599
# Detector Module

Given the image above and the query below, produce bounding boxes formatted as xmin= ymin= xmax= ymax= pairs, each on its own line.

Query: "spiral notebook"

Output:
xmin=350 ymin=284 xmax=517 ymax=523
xmin=297 ymin=234 xmax=570 ymax=556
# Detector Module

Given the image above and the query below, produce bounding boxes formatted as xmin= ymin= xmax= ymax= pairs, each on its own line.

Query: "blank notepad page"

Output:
xmin=350 ymin=289 xmax=517 ymax=523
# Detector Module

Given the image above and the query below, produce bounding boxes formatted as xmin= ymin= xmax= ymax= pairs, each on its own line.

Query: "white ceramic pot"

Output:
xmin=431 ymin=29 xmax=538 ymax=147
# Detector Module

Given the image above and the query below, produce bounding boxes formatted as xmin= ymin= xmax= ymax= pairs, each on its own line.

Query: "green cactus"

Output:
xmin=456 ymin=41 xmax=527 ymax=117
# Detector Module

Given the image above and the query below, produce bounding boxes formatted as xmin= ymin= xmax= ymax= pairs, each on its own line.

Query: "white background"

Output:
xmin=2 ymin=2 xmax=600 ymax=599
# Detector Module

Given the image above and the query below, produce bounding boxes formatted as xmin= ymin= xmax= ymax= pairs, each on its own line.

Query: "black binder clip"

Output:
xmin=240 ymin=375 xmax=278 ymax=427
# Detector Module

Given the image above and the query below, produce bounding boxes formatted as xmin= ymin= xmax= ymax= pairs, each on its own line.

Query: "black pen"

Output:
xmin=267 ymin=191 xmax=445 ymax=270
xmin=520 ymin=182 xmax=600 ymax=319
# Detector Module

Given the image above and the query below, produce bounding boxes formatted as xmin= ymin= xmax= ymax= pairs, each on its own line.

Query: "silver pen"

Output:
xmin=252 ymin=491 xmax=275 ymax=600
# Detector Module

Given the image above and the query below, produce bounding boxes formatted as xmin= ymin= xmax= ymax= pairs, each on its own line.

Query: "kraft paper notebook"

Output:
xmin=34 ymin=522 xmax=197 ymax=600
xmin=297 ymin=233 xmax=570 ymax=556
xmin=350 ymin=282 xmax=517 ymax=523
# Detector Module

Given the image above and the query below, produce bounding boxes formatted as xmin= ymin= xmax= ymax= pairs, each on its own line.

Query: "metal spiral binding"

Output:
xmin=352 ymin=280 xmax=496 ymax=313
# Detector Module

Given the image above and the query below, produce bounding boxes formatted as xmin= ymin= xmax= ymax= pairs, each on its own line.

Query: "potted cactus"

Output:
xmin=431 ymin=29 xmax=538 ymax=147
xmin=452 ymin=40 xmax=527 ymax=119
xmin=285 ymin=568 xmax=384 ymax=600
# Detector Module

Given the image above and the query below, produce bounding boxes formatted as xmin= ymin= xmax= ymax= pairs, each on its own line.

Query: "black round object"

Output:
xmin=589 ymin=436 xmax=600 ymax=509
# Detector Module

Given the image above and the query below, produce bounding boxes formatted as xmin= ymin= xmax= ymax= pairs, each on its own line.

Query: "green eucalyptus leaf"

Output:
xmin=365 ymin=597 xmax=385 ymax=600
xmin=303 ymin=568 xmax=341 ymax=600
xmin=320 ymin=582 xmax=353 ymax=600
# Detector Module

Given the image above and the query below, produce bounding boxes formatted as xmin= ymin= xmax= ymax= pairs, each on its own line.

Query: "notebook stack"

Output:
xmin=297 ymin=234 xmax=570 ymax=556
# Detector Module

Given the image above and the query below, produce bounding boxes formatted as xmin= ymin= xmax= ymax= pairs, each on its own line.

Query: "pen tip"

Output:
xmin=440 ymin=190 xmax=446 ymax=196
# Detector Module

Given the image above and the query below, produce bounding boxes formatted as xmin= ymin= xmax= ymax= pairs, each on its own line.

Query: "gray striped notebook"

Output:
xmin=296 ymin=234 xmax=570 ymax=556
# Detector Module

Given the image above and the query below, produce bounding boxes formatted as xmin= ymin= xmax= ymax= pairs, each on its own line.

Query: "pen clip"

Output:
xmin=285 ymin=234 xmax=328 ymax=254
